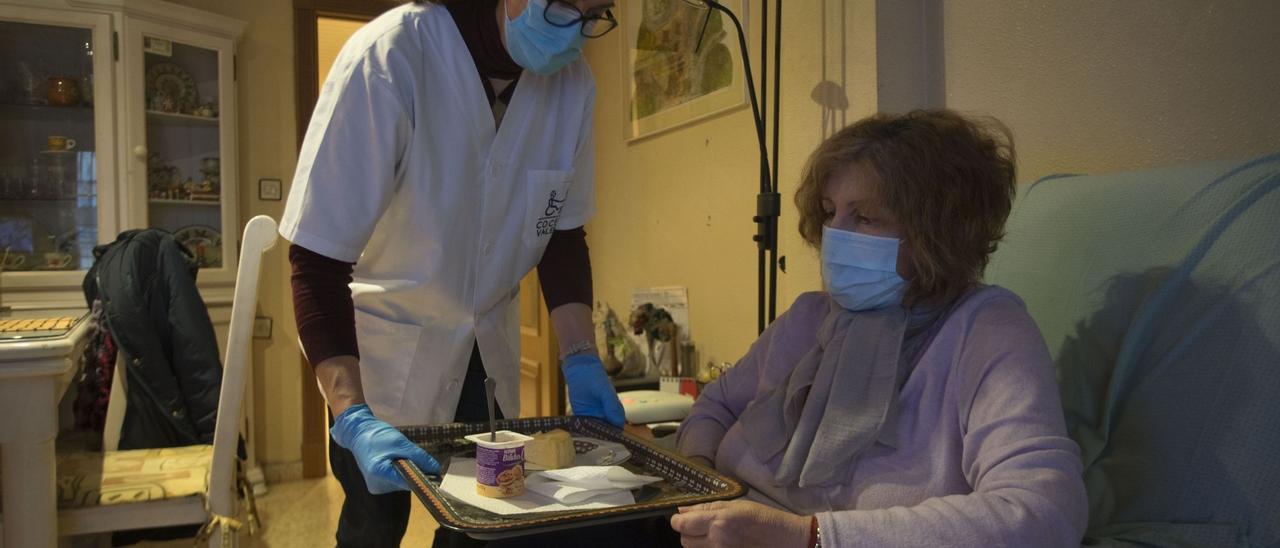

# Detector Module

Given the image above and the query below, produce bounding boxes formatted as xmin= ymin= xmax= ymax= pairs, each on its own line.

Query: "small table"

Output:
xmin=610 ymin=374 xmax=660 ymax=392
xmin=0 ymin=307 xmax=90 ymax=547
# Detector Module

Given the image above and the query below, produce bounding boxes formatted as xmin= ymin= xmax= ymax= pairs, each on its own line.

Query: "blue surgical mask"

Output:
xmin=504 ymin=0 xmax=586 ymax=76
xmin=821 ymin=225 xmax=908 ymax=311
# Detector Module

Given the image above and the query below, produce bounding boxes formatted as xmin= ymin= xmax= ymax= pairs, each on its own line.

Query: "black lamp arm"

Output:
xmin=695 ymin=0 xmax=770 ymax=195
xmin=687 ymin=0 xmax=781 ymax=334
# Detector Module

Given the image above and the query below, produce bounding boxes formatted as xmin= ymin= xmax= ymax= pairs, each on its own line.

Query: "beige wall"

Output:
xmin=585 ymin=0 xmax=1280 ymax=368
xmin=942 ymin=0 xmax=1280 ymax=182
xmin=167 ymin=0 xmax=303 ymax=477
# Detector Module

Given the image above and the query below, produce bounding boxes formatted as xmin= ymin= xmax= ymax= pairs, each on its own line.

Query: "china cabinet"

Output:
xmin=0 ymin=0 xmax=243 ymax=305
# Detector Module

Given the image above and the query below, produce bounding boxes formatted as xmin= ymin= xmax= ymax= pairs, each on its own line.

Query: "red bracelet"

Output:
xmin=808 ymin=516 xmax=819 ymax=547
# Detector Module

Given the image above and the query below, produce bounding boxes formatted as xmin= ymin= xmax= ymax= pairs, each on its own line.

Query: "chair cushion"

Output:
xmin=986 ymin=153 xmax=1280 ymax=546
xmin=57 ymin=445 xmax=212 ymax=509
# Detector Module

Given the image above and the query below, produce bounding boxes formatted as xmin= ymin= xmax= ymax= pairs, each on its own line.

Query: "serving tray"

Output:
xmin=395 ymin=416 xmax=745 ymax=540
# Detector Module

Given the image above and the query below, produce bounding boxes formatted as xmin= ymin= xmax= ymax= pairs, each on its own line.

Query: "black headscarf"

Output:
xmin=443 ymin=0 xmax=523 ymax=97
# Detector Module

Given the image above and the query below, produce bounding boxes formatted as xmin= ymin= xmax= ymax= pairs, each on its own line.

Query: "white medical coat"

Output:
xmin=280 ymin=3 xmax=595 ymax=426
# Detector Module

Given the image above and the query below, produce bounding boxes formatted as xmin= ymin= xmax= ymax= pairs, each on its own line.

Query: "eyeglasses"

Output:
xmin=545 ymin=1 xmax=618 ymax=38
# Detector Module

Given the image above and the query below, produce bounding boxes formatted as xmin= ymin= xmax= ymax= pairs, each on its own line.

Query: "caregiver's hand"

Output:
xmin=562 ymin=354 xmax=626 ymax=427
xmin=670 ymin=500 xmax=811 ymax=548
xmin=330 ymin=404 xmax=441 ymax=494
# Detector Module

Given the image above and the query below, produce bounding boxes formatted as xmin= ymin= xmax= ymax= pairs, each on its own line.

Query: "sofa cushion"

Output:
xmin=986 ymin=153 xmax=1280 ymax=546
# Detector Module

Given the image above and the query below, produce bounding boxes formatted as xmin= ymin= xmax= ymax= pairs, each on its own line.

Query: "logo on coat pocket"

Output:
xmin=535 ymin=190 xmax=565 ymax=238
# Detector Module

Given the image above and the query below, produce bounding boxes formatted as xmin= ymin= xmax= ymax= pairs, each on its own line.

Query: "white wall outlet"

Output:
xmin=253 ymin=316 xmax=273 ymax=339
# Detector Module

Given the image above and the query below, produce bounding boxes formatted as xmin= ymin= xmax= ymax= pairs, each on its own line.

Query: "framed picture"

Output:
xmin=622 ymin=0 xmax=748 ymax=142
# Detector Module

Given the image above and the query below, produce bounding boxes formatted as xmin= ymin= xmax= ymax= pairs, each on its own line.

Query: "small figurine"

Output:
xmin=629 ymin=303 xmax=681 ymax=376
xmin=149 ymin=90 xmax=178 ymax=113
xmin=196 ymin=157 xmax=221 ymax=196
xmin=147 ymin=152 xmax=181 ymax=197
xmin=194 ymin=102 xmax=219 ymax=118
xmin=594 ymin=302 xmax=646 ymax=379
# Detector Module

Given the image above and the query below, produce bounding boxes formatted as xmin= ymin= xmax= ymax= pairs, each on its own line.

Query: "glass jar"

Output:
xmin=46 ymin=76 xmax=80 ymax=107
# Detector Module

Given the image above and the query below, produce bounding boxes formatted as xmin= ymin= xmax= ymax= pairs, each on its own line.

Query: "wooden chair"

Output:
xmin=55 ymin=215 xmax=278 ymax=546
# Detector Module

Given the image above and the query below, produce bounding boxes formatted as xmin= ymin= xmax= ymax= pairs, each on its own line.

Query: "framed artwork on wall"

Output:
xmin=621 ymin=0 xmax=748 ymax=142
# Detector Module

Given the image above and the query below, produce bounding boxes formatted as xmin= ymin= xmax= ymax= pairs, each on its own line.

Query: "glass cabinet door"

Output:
xmin=136 ymin=32 xmax=227 ymax=270
xmin=0 ymin=14 xmax=110 ymax=277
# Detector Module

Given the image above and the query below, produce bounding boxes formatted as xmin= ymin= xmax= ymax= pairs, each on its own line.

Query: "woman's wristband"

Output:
xmin=809 ymin=516 xmax=821 ymax=548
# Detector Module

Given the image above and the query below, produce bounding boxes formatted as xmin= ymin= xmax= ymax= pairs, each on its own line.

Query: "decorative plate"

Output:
xmin=174 ymin=224 xmax=222 ymax=268
xmin=572 ymin=437 xmax=632 ymax=466
xmin=146 ymin=62 xmax=198 ymax=113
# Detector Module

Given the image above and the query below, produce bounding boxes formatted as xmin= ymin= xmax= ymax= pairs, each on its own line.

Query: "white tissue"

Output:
xmin=440 ymin=459 xmax=635 ymax=516
xmin=524 ymin=466 xmax=662 ymax=504
xmin=538 ymin=466 xmax=661 ymax=490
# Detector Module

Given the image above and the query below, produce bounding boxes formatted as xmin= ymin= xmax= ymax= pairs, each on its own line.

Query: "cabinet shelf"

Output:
xmin=149 ymin=198 xmax=221 ymax=206
xmin=146 ymin=110 xmax=219 ymax=126
xmin=0 ymin=102 xmax=94 ymax=115
xmin=0 ymin=198 xmax=77 ymax=204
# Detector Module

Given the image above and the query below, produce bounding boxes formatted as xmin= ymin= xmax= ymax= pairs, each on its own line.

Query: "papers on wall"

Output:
xmin=630 ymin=286 xmax=690 ymax=376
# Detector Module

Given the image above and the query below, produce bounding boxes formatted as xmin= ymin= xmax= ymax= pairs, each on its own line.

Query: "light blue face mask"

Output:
xmin=821 ymin=225 xmax=908 ymax=311
xmin=505 ymin=0 xmax=586 ymax=76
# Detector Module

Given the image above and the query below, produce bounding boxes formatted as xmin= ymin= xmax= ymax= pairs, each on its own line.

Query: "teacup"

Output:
xmin=47 ymin=136 xmax=77 ymax=152
xmin=43 ymin=252 xmax=72 ymax=269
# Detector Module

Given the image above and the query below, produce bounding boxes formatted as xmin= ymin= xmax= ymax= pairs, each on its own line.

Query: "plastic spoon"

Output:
xmin=484 ymin=377 xmax=497 ymax=442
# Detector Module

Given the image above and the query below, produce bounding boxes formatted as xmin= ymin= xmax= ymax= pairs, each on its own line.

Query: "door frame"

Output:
xmin=292 ymin=0 xmax=399 ymax=479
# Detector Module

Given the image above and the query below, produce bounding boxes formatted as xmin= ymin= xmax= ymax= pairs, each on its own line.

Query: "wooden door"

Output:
xmin=518 ymin=271 xmax=563 ymax=418
xmin=295 ymin=4 xmax=395 ymax=479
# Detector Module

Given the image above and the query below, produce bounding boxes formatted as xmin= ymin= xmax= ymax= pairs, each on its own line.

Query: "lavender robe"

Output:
xmin=677 ymin=287 xmax=1088 ymax=547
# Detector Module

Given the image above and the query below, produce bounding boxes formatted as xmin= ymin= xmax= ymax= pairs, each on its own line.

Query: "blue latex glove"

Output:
xmin=330 ymin=404 xmax=440 ymax=494
xmin=563 ymin=354 xmax=626 ymax=427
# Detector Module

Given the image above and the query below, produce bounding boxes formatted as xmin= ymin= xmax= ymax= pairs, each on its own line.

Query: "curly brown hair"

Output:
xmin=795 ymin=110 xmax=1017 ymax=306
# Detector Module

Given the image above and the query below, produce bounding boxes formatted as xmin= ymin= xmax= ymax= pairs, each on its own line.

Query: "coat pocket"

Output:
xmin=354 ymin=308 xmax=423 ymax=420
xmin=523 ymin=169 xmax=574 ymax=248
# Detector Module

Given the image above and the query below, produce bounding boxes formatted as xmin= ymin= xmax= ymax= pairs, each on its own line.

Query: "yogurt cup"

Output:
xmin=465 ymin=431 xmax=534 ymax=498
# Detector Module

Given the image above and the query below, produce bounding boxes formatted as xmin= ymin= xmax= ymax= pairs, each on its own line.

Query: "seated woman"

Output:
xmin=670 ymin=110 xmax=1088 ymax=547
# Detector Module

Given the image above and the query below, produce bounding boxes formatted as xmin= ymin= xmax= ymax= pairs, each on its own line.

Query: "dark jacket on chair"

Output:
xmin=83 ymin=229 xmax=222 ymax=449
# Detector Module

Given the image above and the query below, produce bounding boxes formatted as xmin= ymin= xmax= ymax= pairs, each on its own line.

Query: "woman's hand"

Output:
xmin=670 ymin=500 xmax=811 ymax=548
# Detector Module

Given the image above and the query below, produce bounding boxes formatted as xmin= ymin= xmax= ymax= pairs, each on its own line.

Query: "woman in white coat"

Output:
xmin=281 ymin=1 xmax=621 ymax=546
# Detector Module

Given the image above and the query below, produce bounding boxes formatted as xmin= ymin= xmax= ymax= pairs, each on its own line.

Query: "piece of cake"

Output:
xmin=525 ymin=429 xmax=575 ymax=470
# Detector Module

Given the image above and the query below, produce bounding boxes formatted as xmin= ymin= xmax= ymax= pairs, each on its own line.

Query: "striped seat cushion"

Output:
xmin=57 ymin=445 xmax=212 ymax=509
